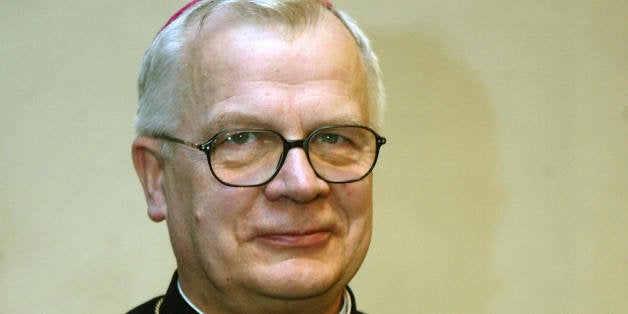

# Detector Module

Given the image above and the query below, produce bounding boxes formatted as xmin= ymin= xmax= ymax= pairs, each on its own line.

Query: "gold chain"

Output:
xmin=154 ymin=297 xmax=164 ymax=314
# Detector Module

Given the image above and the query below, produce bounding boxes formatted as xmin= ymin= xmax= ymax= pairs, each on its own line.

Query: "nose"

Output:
xmin=264 ymin=147 xmax=330 ymax=202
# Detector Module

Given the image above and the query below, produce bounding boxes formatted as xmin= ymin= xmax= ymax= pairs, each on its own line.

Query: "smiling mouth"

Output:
xmin=257 ymin=231 xmax=332 ymax=248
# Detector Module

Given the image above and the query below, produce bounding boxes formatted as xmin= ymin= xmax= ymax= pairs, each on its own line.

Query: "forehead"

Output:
xmin=178 ymin=9 xmax=368 ymax=136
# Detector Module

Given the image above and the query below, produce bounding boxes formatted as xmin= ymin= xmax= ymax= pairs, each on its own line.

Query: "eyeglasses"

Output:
xmin=155 ymin=125 xmax=386 ymax=187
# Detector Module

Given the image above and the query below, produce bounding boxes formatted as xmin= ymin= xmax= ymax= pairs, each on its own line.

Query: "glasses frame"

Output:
xmin=155 ymin=125 xmax=387 ymax=187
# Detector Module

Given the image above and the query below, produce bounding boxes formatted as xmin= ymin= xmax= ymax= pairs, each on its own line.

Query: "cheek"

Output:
xmin=185 ymin=188 xmax=260 ymax=268
xmin=164 ymin=163 xmax=239 ymax=245
xmin=332 ymin=179 xmax=373 ymax=241
xmin=192 ymin=186 xmax=261 ymax=241
xmin=337 ymin=181 xmax=373 ymax=272
xmin=338 ymin=178 xmax=373 ymax=213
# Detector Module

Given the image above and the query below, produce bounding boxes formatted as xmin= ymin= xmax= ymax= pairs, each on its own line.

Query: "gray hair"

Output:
xmin=135 ymin=0 xmax=385 ymax=139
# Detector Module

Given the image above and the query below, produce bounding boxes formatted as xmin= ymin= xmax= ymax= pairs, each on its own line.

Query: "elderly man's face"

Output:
xmin=135 ymin=12 xmax=372 ymax=311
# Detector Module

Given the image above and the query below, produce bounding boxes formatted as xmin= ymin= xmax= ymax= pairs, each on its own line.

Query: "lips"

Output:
xmin=256 ymin=229 xmax=332 ymax=248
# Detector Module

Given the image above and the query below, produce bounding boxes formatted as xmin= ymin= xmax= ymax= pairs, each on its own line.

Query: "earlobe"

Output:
xmin=132 ymin=137 xmax=167 ymax=222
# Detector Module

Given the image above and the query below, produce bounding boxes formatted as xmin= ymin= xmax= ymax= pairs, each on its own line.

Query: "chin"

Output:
xmin=249 ymin=258 xmax=347 ymax=299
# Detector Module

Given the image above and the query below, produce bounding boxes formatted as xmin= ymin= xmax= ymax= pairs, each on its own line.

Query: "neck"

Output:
xmin=178 ymin=277 xmax=345 ymax=314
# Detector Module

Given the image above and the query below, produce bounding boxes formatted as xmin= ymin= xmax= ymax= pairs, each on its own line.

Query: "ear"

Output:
xmin=132 ymin=136 xmax=167 ymax=222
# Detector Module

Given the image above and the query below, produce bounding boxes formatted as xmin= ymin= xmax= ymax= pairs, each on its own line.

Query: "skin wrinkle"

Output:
xmin=179 ymin=80 xmax=367 ymax=142
xmin=194 ymin=106 xmax=365 ymax=141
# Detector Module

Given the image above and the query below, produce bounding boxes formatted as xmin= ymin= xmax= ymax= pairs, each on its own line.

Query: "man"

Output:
xmin=129 ymin=0 xmax=386 ymax=313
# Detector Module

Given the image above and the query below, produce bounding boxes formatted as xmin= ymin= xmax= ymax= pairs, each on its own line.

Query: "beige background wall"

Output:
xmin=1 ymin=1 xmax=626 ymax=313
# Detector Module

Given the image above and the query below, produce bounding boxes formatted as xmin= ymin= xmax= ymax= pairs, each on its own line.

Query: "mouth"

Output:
xmin=256 ymin=230 xmax=332 ymax=248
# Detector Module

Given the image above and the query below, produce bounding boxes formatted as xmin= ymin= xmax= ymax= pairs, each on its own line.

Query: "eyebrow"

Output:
xmin=198 ymin=111 xmax=366 ymax=140
xmin=200 ymin=112 xmax=274 ymax=137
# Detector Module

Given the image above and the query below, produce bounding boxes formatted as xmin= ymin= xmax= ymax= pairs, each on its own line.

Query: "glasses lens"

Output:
xmin=209 ymin=130 xmax=283 ymax=186
xmin=307 ymin=126 xmax=378 ymax=182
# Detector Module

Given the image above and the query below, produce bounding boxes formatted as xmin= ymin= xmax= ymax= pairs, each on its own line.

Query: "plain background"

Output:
xmin=1 ymin=0 xmax=626 ymax=313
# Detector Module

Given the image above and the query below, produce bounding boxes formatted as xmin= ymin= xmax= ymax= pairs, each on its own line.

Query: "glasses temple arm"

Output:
xmin=154 ymin=134 xmax=202 ymax=150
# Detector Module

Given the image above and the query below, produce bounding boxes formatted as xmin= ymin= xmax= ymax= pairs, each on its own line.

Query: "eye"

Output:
xmin=316 ymin=133 xmax=346 ymax=144
xmin=225 ymin=132 xmax=258 ymax=145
